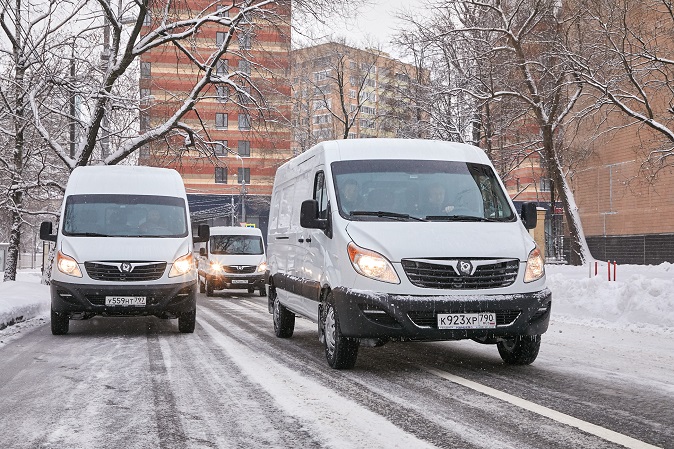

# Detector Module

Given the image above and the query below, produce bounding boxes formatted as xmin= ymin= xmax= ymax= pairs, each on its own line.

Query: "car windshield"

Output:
xmin=62 ymin=194 xmax=188 ymax=238
xmin=210 ymin=235 xmax=264 ymax=255
xmin=331 ymin=159 xmax=515 ymax=222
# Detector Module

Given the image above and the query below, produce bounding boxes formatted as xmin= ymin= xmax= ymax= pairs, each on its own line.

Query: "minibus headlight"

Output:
xmin=210 ymin=260 xmax=223 ymax=272
xmin=524 ymin=246 xmax=545 ymax=283
xmin=57 ymin=251 xmax=82 ymax=277
xmin=257 ymin=262 xmax=268 ymax=273
xmin=169 ymin=253 xmax=194 ymax=277
xmin=347 ymin=242 xmax=400 ymax=284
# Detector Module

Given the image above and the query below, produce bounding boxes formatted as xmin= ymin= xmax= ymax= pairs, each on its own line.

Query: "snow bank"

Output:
xmin=0 ymin=270 xmax=50 ymax=330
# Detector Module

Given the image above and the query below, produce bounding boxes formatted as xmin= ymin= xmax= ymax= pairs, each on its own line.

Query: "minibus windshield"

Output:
xmin=62 ymin=194 xmax=188 ymax=238
xmin=210 ymin=235 xmax=264 ymax=255
xmin=332 ymin=160 xmax=515 ymax=222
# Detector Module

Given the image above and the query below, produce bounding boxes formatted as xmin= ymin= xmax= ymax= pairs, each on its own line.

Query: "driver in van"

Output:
xmin=140 ymin=208 xmax=169 ymax=234
xmin=340 ymin=178 xmax=361 ymax=213
xmin=423 ymin=183 xmax=456 ymax=215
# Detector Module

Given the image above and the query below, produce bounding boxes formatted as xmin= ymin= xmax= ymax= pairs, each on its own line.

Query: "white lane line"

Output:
xmin=420 ymin=366 xmax=661 ymax=449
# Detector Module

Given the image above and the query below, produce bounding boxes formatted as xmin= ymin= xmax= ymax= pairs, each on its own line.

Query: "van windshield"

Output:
xmin=210 ymin=235 xmax=264 ymax=255
xmin=331 ymin=160 xmax=515 ymax=222
xmin=62 ymin=194 xmax=188 ymax=238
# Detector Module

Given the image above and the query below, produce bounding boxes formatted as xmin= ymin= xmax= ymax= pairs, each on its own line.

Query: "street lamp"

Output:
xmin=235 ymin=154 xmax=246 ymax=223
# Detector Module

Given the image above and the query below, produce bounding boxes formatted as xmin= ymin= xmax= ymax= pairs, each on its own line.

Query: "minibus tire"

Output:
xmin=273 ymin=295 xmax=295 ymax=338
xmin=259 ymin=287 xmax=266 ymax=297
xmin=323 ymin=298 xmax=359 ymax=369
xmin=199 ymin=280 xmax=206 ymax=293
xmin=51 ymin=308 xmax=69 ymax=335
xmin=497 ymin=335 xmax=541 ymax=365
xmin=205 ymin=277 xmax=214 ymax=297
xmin=248 ymin=287 xmax=255 ymax=294
xmin=179 ymin=309 xmax=196 ymax=333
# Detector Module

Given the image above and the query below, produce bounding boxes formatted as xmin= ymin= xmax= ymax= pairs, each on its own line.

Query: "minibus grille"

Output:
xmin=85 ymin=262 xmax=167 ymax=281
xmin=222 ymin=265 xmax=257 ymax=274
xmin=408 ymin=310 xmax=521 ymax=327
xmin=401 ymin=259 xmax=519 ymax=289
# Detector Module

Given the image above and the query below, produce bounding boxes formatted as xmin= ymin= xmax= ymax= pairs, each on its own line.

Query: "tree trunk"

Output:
xmin=3 ymin=215 xmax=21 ymax=281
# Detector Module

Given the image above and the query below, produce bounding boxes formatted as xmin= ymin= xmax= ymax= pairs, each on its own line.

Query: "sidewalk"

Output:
xmin=0 ymin=270 xmax=49 ymax=331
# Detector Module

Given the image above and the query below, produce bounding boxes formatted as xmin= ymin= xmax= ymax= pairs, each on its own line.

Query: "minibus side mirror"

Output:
xmin=193 ymin=224 xmax=210 ymax=243
xmin=199 ymin=247 xmax=207 ymax=257
xmin=300 ymin=199 xmax=328 ymax=230
xmin=520 ymin=202 xmax=538 ymax=230
xmin=40 ymin=221 xmax=57 ymax=242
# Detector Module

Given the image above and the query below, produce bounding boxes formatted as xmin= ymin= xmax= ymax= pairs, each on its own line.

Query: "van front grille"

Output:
xmin=401 ymin=259 xmax=519 ymax=289
xmin=222 ymin=265 xmax=256 ymax=274
xmin=85 ymin=262 xmax=166 ymax=281
xmin=408 ymin=310 xmax=521 ymax=328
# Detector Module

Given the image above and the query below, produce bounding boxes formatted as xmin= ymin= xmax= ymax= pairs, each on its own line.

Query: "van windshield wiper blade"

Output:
xmin=69 ymin=232 xmax=109 ymax=237
xmin=350 ymin=210 xmax=427 ymax=222
xmin=425 ymin=215 xmax=500 ymax=222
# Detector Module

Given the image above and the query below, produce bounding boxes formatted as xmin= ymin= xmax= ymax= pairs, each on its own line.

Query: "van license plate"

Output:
xmin=231 ymin=279 xmax=248 ymax=284
xmin=105 ymin=296 xmax=147 ymax=307
xmin=437 ymin=313 xmax=496 ymax=329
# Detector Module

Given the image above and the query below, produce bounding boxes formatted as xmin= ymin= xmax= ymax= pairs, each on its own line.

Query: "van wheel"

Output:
xmin=273 ymin=296 xmax=295 ymax=338
xmin=259 ymin=287 xmax=266 ymax=297
xmin=205 ymin=277 xmax=214 ymax=297
xmin=51 ymin=308 xmax=69 ymax=335
xmin=178 ymin=309 xmax=196 ymax=333
xmin=248 ymin=287 xmax=255 ymax=294
xmin=199 ymin=279 xmax=205 ymax=294
xmin=323 ymin=299 xmax=359 ymax=369
xmin=497 ymin=335 xmax=541 ymax=365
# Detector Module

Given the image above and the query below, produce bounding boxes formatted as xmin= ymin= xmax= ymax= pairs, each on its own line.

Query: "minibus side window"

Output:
xmin=314 ymin=171 xmax=328 ymax=219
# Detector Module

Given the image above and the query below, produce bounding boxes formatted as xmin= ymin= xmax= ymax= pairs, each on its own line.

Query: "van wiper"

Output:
xmin=425 ymin=215 xmax=500 ymax=222
xmin=69 ymin=232 xmax=109 ymax=237
xmin=350 ymin=210 xmax=427 ymax=222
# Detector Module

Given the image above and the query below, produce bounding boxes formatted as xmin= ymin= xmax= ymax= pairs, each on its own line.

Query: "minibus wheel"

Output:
xmin=199 ymin=279 xmax=206 ymax=294
xmin=51 ymin=308 xmax=69 ymax=335
xmin=259 ymin=287 xmax=266 ymax=297
xmin=497 ymin=335 xmax=541 ymax=365
xmin=273 ymin=295 xmax=295 ymax=338
xmin=205 ymin=277 xmax=214 ymax=297
xmin=178 ymin=309 xmax=196 ymax=333
xmin=323 ymin=296 xmax=359 ymax=369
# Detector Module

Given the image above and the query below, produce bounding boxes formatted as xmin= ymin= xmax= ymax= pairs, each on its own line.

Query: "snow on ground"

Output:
xmin=1 ymin=262 xmax=673 ymax=339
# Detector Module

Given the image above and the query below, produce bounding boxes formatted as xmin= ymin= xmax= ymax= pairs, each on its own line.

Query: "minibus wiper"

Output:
xmin=69 ymin=232 xmax=108 ymax=237
xmin=350 ymin=210 xmax=427 ymax=222
xmin=425 ymin=215 xmax=500 ymax=222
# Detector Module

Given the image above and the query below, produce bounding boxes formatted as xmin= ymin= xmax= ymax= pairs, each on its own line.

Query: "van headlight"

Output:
xmin=257 ymin=262 xmax=268 ymax=273
xmin=347 ymin=242 xmax=400 ymax=284
xmin=210 ymin=260 xmax=223 ymax=272
xmin=169 ymin=253 xmax=194 ymax=277
xmin=57 ymin=251 xmax=82 ymax=277
xmin=524 ymin=246 xmax=545 ymax=283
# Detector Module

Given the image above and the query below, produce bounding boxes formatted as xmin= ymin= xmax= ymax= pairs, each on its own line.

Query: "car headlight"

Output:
xmin=347 ymin=242 xmax=400 ymax=284
xmin=57 ymin=251 xmax=82 ymax=277
xmin=524 ymin=246 xmax=545 ymax=283
xmin=210 ymin=260 xmax=223 ymax=272
xmin=257 ymin=262 xmax=268 ymax=273
xmin=169 ymin=253 xmax=194 ymax=277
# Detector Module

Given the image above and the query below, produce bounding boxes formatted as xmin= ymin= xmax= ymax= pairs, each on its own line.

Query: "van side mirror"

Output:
xmin=300 ymin=199 xmax=328 ymax=230
xmin=199 ymin=247 xmax=206 ymax=257
xmin=40 ymin=221 xmax=57 ymax=242
xmin=193 ymin=224 xmax=210 ymax=243
xmin=520 ymin=202 xmax=538 ymax=230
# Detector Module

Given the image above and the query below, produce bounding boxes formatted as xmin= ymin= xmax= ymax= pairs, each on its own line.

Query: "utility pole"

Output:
xmin=100 ymin=0 xmax=111 ymax=161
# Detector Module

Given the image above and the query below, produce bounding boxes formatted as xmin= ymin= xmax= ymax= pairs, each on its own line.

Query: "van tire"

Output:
xmin=199 ymin=279 xmax=206 ymax=293
xmin=497 ymin=335 xmax=541 ymax=365
xmin=273 ymin=296 xmax=295 ymax=338
xmin=205 ymin=277 xmax=214 ymax=297
xmin=323 ymin=300 xmax=359 ymax=369
xmin=178 ymin=309 xmax=196 ymax=333
xmin=259 ymin=287 xmax=266 ymax=297
xmin=51 ymin=308 xmax=69 ymax=335
xmin=248 ymin=287 xmax=255 ymax=294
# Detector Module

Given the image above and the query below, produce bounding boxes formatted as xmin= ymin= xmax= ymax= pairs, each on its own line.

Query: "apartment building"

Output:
xmin=137 ymin=1 xmax=292 ymax=233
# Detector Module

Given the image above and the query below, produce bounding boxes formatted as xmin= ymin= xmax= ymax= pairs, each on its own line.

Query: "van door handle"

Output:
xmin=305 ymin=238 xmax=312 ymax=243
xmin=275 ymin=236 xmax=289 ymax=240
xmin=298 ymin=238 xmax=304 ymax=243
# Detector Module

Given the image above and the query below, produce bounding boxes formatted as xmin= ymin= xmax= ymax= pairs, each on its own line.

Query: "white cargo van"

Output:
xmin=40 ymin=166 xmax=209 ymax=335
xmin=266 ymin=139 xmax=550 ymax=369
xmin=196 ymin=226 xmax=268 ymax=297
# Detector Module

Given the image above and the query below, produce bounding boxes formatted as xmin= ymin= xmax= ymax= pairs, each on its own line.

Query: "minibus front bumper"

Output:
xmin=331 ymin=287 xmax=551 ymax=340
xmin=50 ymin=280 xmax=197 ymax=318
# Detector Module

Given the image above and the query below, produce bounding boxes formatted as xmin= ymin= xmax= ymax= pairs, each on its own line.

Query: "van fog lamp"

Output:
xmin=257 ymin=262 xmax=268 ymax=273
xmin=57 ymin=251 xmax=82 ymax=277
xmin=169 ymin=253 xmax=194 ymax=277
xmin=347 ymin=242 xmax=400 ymax=284
xmin=524 ymin=246 xmax=545 ymax=283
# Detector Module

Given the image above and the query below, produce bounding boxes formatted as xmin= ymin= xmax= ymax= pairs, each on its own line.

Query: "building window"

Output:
xmin=215 ymin=167 xmax=228 ymax=183
xmin=216 ymin=31 xmax=226 ymax=46
xmin=237 ymin=167 xmax=250 ymax=184
xmin=238 ymin=32 xmax=252 ymax=50
xmin=540 ymin=178 xmax=552 ymax=192
xmin=314 ymin=70 xmax=329 ymax=82
xmin=216 ymin=85 xmax=229 ymax=102
xmin=216 ymin=59 xmax=228 ymax=76
xmin=238 ymin=59 xmax=251 ymax=75
xmin=140 ymin=113 xmax=150 ymax=130
xmin=349 ymin=90 xmax=356 ymax=99
xmin=361 ymin=106 xmax=376 ymax=115
xmin=238 ymin=86 xmax=251 ymax=104
xmin=238 ymin=113 xmax=250 ymax=130
xmin=215 ymin=113 xmax=228 ymax=129
xmin=215 ymin=140 xmax=228 ymax=156
xmin=140 ymin=62 xmax=151 ymax=78
xmin=238 ymin=140 xmax=250 ymax=157
xmin=140 ymin=88 xmax=151 ymax=100
xmin=142 ymin=12 xmax=151 ymax=26
xmin=216 ymin=5 xmax=229 ymax=17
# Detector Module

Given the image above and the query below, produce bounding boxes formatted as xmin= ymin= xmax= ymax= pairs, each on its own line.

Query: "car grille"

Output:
xmin=222 ymin=265 xmax=257 ymax=274
xmin=401 ymin=259 xmax=519 ymax=289
xmin=408 ymin=310 xmax=521 ymax=328
xmin=84 ymin=262 xmax=167 ymax=282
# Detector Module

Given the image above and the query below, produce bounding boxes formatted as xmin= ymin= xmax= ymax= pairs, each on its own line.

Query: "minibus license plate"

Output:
xmin=105 ymin=296 xmax=147 ymax=307
xmin=231 ymin=279 xmax=248 ymax=284
xmin=437 ymin=313 xmax=496 ymax=329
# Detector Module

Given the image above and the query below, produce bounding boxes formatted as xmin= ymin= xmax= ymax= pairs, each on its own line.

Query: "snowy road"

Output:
xmin=0 ymin=291 xmax=671 ymax=449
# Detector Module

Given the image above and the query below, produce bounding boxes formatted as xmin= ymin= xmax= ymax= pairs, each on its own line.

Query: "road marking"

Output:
xmin=420 ymin=366 xmax=661 ymax=449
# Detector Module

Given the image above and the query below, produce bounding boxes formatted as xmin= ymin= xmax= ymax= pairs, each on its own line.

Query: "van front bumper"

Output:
xmin=199 ymin=270 xmax=266 ymax=290
xmin=331 ymin=287 xmax=551 ymax=340
xmin=50 ymin=280 xmax=197 ymax=318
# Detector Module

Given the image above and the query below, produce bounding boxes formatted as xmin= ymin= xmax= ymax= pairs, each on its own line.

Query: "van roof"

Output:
xmin=64 ymin=166 xmax=187 ymax=197
xmin=209 ymin=226 xmax=263 ymax=236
